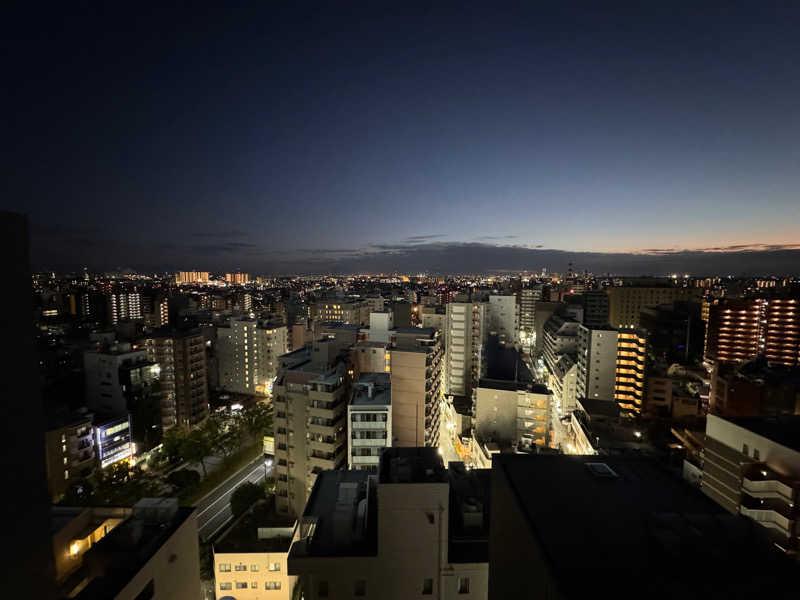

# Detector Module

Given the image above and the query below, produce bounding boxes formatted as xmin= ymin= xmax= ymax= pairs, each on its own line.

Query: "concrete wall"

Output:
xmin=389 ymin=350 xmax=426 ymax=446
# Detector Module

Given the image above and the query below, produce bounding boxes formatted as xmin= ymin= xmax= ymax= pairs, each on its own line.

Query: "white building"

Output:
xmin=444 ymin=301 xmax=488 ymax=401
xmin=348 ymin=373 xmax=391 ymax=472
xmin=367 ymin=311 xmax=394 ymax=343
xmin=577 ymin=325 xmax=619 ymax=401
xmin=108 ymin=292 xmax=142 ymax=324
xmin=474 ymin=381 xmax=551 ymax=450
xmin=487 ymin=294 xmax=519 ymax=346
xmin=217 ymin=317 xmax=289 ymax=395
xmin=84 ymin=343 xmax=148 ymax=414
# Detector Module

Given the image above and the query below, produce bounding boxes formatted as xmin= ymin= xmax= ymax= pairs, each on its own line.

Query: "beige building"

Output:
xmin=144 ymin=328 xmax=209 ymax=429
xmin=289 ymin=448 xmax=489 ymax=600
xmin=213 ymin=501 xmax=297 ymax=599
xmin=226 ymin=272 xmax=250 ymax=284
xmin=53 ymin=498 xmax=201 ymax=599
xmin=352 ymin=340 xmax=391 ymax=374
xmin=474 ymin=381 xmax=551 ymax=450
xmin=217 ymin=317 xmax=289 ymax=395
xmin=311 ymin=299 xmax=370 ymax=327
xmin=176 ymin=271 xmax=210 ymax=284
xmin=390 ymin=328 xmax=443 ymax=448
xmin=272 ymin=340 xmax=350 ymax=516
xmin=608 ymin=285 xmax=702 ymax=329
xmin=445 ymin=301 xmax=488 ymax=401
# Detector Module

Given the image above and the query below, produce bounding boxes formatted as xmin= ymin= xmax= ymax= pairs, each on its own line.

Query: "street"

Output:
xmin=195 ymin=454 xmax=273 ymax=541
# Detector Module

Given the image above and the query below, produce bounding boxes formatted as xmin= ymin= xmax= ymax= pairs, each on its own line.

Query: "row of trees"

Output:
xmin=161 ymin=402 xmax=273 ymax=476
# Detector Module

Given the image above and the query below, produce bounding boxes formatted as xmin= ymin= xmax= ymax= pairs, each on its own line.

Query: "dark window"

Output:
xmin=318 ymin=581 xmax=329 ymax=597
xmin=422 ymin=579 xmax=433 ymax=595
xmin=458 ymin=577 xmax=470 ymax=594
xmin=133 ymin=580 xmax=154 ymax=600
xmin=355 ymin=579 xmax=366 ymax=596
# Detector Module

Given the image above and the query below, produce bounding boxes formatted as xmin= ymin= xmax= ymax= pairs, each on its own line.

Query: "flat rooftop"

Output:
xmin=379 ymin=447 xmax=448 ymax=484
xmin=485 ymin=336 xmax=533 ymax=383
xmin=721 ymin=415 xmax=800 ymax=454
xmin=351 ymin=373 xmax=391 ymax=407
xmin=214 ymin=500 xmax=296 ymax=554
xmin=493 ymin=454 xmax=793 ymax=599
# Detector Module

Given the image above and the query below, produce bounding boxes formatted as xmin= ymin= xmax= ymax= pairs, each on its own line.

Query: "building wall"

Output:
xmin=112 ymin=510 xmax=201 ymax=600
xmin=44 ymin=418 xmax=96 ymax=501
xmin=475 ymin=387 xmax=549 ymax=448
xmin=84 ymin=348 xmax=148 ymax=414
xmin=218 ymin=319 xmax=288 ymax=395
xmin=608 ymin=286 xmax=702 ymax=329
xmin=487 ymin=295 xmax=518 ymax=346
xmin=389 ymin=350 xmax=427 ymax=447
xmin=348 ymin=404 xmax=391 ymax=471
xmin=213 ymin=550 xmax=294 ymax=600
xmin=445 ymin=302 xmax=487 ymax=399
xmin=614 ymin=330 xmax=646 ymax=415
xmin=577 ymin=327 xmax=619 ymax=401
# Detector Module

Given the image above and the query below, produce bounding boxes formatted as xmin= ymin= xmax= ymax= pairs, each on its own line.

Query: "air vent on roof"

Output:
xmin=585 ymin=462 xmax=618 ymax=479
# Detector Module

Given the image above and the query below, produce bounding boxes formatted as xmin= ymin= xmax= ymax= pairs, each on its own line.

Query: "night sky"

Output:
xmin=5 ymin=2 xmax=800 ymax=274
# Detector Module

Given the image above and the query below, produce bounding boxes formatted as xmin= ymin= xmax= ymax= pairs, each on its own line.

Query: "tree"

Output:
xmin=180 ymin=427 xmax=213 ymax=478
xmin=239 ymin=403 xmax=273 ymax=444
xmin=230 ymin=481 xmax=264 ymax=518
xmin=264 ymin=475 xmax=276 ymax=495
xmin=167 ymin=468 xmax=201 ymax=491
xmin=162 ymin=426 xmax=187 ymax=463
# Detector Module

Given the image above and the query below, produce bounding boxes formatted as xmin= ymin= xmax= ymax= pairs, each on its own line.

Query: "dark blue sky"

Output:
xmin=5 ymin=2 xmax=800 ymax=274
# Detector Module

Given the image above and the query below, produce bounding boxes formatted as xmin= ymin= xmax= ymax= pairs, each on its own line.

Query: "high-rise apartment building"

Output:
xmin=487 ymin=294 xmax=519 ymax=345
xmin=175 ymin=271 xmax=210 ymax=284
xmin=445 ymin=301 xmax=487 ymax=401
xmin=705 ymin=297 xmax=800 ymax=366
xmin=217 ymin=317 xmax=289 ymax=395
xmin=608 ymin=285 xmax=702 ymax=328
xmin=142 ymin=293 xmax=169 ymax=328
xmin=272 ymin=340 xmax=350 ymax=516
xmin=144 ymin=328 xmax=209 ymax=429
xmin=519 ymin=286 xmax=542 ymax=346
xmin=580 ymin=290 xmax=610 ymax=328
xmin=311 ymin=299 xmax=369 ymax=327
xmin=614 ymin=330 xmax=647 ymax=415
xmin=44 ymin=412 xmax=96 ymax=502
xmin=577 ymin=325 xmax=619 ymax=401
xmin=107 ymin=291 xmax=142 ymax=324
xmin=390 ymin=328 xmax=443 ymax=448
xmin=348 ymin=373 xmax=391 ymax=472
xmin=225 ymin=272 xmax=249 ymax=284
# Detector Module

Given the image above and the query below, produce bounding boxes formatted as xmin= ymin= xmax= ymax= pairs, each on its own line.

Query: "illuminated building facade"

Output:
xmin=217 ymin=317 xmax=289 ymax=395
xmin=175 ymin=270 xmax=210 ymax=284
xmin=614 ymin=329 xmax=647 ymax=415
xmin=225 ymin=272 xmax=250 ymax=284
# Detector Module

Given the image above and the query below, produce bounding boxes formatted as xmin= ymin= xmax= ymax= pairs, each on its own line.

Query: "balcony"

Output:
xmin=351 ymin=420 xmax=386 ymax=430
xmin=739 ymin=505 xmax=795 ymax=537
xmin=742 ymin=477 xmax=796 ymax=502
xmin=351 ymin=454 xmax=380 ymax=465
xmin=351 ymin=437 xmax=387 ymax=447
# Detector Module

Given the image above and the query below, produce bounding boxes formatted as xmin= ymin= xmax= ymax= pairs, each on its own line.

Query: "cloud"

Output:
xmin=639 ymin=243 xmax=800 ymax=255
xmin=403 ymin=234 xmax=448 ymax=243
xmin=190 ymin=230 xmax=249 ymax=238
xmin=475 ymin=235 xmax=519 ymax=240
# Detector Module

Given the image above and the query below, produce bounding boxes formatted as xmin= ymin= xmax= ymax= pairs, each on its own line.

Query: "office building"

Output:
xmin=288 ymin=448 xmax=489 ymax=600
xmin=700 ymin=414 xmax=800 ymax=550
xmin=272 ymin=340 xmax=350 ymax=516
xmin=217 ymin=317 xmax=289 ymax=395
xmin=95 ymin=414 xmax=133 ymax=469
xmin=44 ymin=412 xmax=96 ymax=502
xmin=486 ymin=294 xmax=519 ymax=346
xmin=614 ymin=329 xmax=647 ymax=415
xmin=577 ymin=325 xmax=618 ymax=402
xmin=390 ymin=328 xmax=443 ymax=447
xmin=608 ymin=285 xmax=702 ymax=329
xmin=705 ymin=297 xmax=800 ymax=366
xmin=348 ymin=373 xmax=391 ymax=471
xmin=176 ymin=271 xmax=210 ymax=284
xmin=489 ymin=454 xmax=793 ymax=600
xmin=212 ymin=502 xmax=296 ymax=599
xmin=444 ymin=301 xmax=488 ymax=402
xmin=52 ymin=498 xmax=201 ymax=599
xmin=580 ymin=290 xmax=610 ymax=328
xmin=144 ymin=328 xmax=209 ymax=429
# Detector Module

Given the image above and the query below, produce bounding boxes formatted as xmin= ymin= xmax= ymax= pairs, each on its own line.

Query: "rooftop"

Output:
xmin=351 ymin=373 xmax=391 ymax=407
xmin=493 ymin=454 xmax=793 ymax=599
xmin=484 ymin=336 xmax=533 ymax=383
xmin=448 ymin=463 xmax=491 ymax=564
xmin=378 ymin=447 xmax=448 ymax=484
xmin=214 ymin=500 xmax=296 ymax=554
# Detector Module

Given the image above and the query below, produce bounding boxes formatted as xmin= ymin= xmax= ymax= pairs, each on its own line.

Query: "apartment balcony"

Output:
xmin=308 ymin=450 xmax=345 ymax=471
xmin=351 ymin=420 xmax=387 ymax=430
xmin=739 ymin=504 xmax=796 ymax=537
xmin=308 ymin=403 xmax=345 ymax=421
xmin=742 ymin=468 xmax=797 ymax=503
xmin=351 ymin=454 xmax=380 ymax=465
xmin=308 ymin=420 xmax=341 ymax=437
xmin=308 ymin=438 xmax=338 ymax=454
xmin=351 ymin=437 xmax=387 ymax=447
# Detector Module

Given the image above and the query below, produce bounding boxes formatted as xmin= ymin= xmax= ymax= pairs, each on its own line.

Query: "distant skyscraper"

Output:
xmin=225 ymin=272 xmax=249 ymax=284
xmin=175 ymin=271 xmax=210 ymax=284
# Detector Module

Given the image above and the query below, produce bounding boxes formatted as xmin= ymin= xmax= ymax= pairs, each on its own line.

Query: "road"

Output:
xmin=195 ymin=454 xmax=273 ymax=541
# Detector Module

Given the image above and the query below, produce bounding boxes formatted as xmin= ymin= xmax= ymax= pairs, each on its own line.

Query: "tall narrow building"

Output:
xmin=614 ymin=329 xmax=647 ymax=415
xmin=444 ymin=301 xmax=487 ymax=402
xmin=577 ymin=325 xmax=619 ymax=402
xmin=144 ymin=328 xmax=209 ymax=429
xmin=272 ymin=339 xmax=351 ymax=516
xmin=487 ymin=294 xmax=519 ymax=346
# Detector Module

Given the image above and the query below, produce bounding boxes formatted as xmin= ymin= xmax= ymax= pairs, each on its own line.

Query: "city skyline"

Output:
xmin=6 ymin=3 xmax=800 ymax=274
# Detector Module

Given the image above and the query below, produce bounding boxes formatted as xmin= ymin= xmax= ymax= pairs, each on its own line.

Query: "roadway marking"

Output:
xmin=196 ymin=464 xmax=265 ymax=518
xmin=194 ymin=455 xmax=265 ymax=507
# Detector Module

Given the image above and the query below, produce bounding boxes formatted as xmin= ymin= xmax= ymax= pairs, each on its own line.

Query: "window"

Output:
xmin=266 ymin=581 xmax=282 ymax=590
xmin=252 ymin=582 xmax=258 ymax=589
xmin=318 ymin=581 xmax=329 ymax=597
xmin=219 ymin=563 xmax=231 ymax=572
xmin=235 ymin=564 xmax=247 ymax=571
xmin=753 ymin=448 xmax=760 ymax=460
xmin=219 ymin=582 xmax=232 ymax=590
xmin=742 ymin=443 xmax=749 ymax=456
xmin=355 ymin=579 xmax=366 ymax=596
xmin=422 ymin=579 xmax=433 ymax=595
xmin=235 ymin=581 xmax=248 ymax=589
xmin=268 ymin=562 xmax=280 ymax=571
xmin=458 ymin=577 xmax=470 ymax=594
xmin=250 ymin=564 xmax=259 ymax=572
